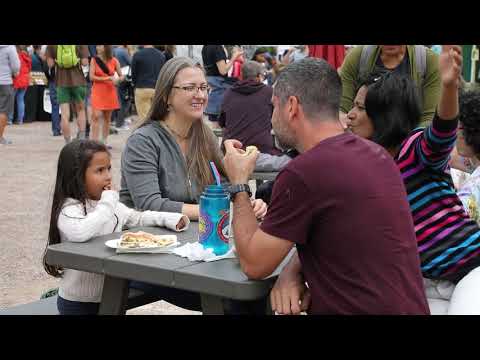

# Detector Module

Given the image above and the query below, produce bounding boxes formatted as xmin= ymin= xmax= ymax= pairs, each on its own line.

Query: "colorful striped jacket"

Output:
xmin=396 ymin=114 xmax=480 ymax=283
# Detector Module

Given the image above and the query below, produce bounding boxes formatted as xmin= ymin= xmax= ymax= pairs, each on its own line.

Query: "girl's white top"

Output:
xmin=57 ymin=190 xmax=189 ymax=303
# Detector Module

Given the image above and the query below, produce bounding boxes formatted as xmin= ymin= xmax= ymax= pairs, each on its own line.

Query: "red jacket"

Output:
xmin=308 ymin=45 xmax=345 ymax=70
xmin=13 ymin=51 xmax=32 ymax=89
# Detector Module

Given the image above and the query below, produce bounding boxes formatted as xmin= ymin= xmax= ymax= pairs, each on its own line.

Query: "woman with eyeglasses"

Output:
xmin=120 ymin=56 xmax=267 ymax=221
xmin=119 ymin=57 xmax=268 ymax=313
xmin=344 ymin=46 xmax=480 ymax=315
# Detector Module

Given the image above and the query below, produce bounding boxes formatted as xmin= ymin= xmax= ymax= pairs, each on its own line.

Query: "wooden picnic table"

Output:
xmin=45 ymin=223 xmax=292 ymax=315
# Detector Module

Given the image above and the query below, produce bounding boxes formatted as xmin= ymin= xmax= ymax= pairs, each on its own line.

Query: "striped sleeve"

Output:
xmin=415 ymin=113 xmax=458 ymax=171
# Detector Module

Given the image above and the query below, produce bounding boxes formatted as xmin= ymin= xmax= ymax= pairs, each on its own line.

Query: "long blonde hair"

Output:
xmin=136 ymin=56 xmax=225 ymax=190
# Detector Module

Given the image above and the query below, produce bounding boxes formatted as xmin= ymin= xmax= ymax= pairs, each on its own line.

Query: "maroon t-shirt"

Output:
xmin=261 ymin=133 xmax=429 ymax=315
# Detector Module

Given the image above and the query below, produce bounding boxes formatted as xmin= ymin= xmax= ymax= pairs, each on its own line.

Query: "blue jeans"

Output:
xmin=57 ymin=296 xmax=100 ymax=315
xmin=9 ymin=87 xmax=27 ymax=124
xmin=205 ymin=76 xmax=231 ymax=119
xmin=49 ymin=82 xmax=61 ymax=135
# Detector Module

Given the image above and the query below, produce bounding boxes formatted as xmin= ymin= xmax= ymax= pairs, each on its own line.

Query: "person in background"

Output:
xmin=89 ymin=45 xmax=124 ymax=148
xmin=45 ymin=46 xmax=61 ymax=136
xmin=10 ymin=45 xmax=31 ymax=125
xmin=230 ymin=46 xmax=245 ymax=80
xmin=218 ymin=60 xmax=279 ymax=155
xmin=201 ymin=45 xmax=243 ymax=127
xmin=164 ymin=45 xmax=176 ymax=62
xmin=46 ymin=45 xmax=90 ymax=143
xmin=339 ymin=45 xmax=441 ymax=127
xmin=131 ymin=45 xmax=166 ymax=122
xmin=0 ymin=45 xmax=20 ymax=144
xmin=456 ymin=90 xmax=480 ymax=223
xmin=112 ymin=45 xmax=132 ymax=130
xmin=24 ymin=45 xmax=49 ymax=124
xmin=282 ymin=46 xmax=309 ymax=65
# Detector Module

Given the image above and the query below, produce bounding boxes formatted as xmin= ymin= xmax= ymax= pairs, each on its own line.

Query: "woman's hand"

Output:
xmin=251 ymin=198 xmax=268 ymax=219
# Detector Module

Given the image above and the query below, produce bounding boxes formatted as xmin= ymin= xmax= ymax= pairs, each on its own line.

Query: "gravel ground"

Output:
xmin=0 ymin=120 xmax=201 ymax=315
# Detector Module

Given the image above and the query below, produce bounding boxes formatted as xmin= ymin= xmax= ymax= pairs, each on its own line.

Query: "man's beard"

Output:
xmin=273 ymin=122 xmax=297 ymax=152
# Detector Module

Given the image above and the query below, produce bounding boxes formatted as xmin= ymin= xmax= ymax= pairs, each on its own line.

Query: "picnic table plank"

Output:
xmin=45 ymin=232 xmax=121 ymax=274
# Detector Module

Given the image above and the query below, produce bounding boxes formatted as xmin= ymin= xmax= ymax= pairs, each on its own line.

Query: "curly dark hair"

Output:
xmin=459 ymin=89 xmax=480 ymax=157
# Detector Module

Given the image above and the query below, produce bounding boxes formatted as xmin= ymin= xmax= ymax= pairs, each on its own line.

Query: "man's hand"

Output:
xmin=439 ymin=45 xmax=463 ymax=89
xmin=271 ymin=265 xmax=310 ymax=315
xmin=223 ymin=139 xmax=258 ymax=185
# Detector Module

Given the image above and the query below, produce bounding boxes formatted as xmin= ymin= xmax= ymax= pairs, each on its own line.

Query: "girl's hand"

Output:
xmin=103 ymin=183 xmax=115 ymax=191
xmin=251 ymin=198 xmax=268 ymax=219
xmin=439 ymin=45 xmax=463 ymax=88
xmin=176 ymin=216 xmax=188 ymax=231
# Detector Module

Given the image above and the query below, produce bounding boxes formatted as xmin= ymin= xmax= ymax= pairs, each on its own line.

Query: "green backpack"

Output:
xmin=56 ymin=45 xmax=79 ymax=69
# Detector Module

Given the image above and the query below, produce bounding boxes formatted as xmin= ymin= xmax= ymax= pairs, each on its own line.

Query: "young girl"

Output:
xmin=89 ymin=45 xmax=124 ymax=148
xmin=43 ymin=140 xmax=189 ymax=315
xmin=455 ymin=90 xmax=480 ymax=223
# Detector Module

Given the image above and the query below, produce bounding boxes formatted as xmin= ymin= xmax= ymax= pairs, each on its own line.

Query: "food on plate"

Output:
xmin=119 ymin=231 xmax=177 ymax=249
xmin=243 ymin=145 xmax=258 ymax=156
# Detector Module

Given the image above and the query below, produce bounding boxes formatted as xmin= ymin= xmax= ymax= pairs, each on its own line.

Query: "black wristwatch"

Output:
xmin=228 ymin=184 xmax=252 ymax=200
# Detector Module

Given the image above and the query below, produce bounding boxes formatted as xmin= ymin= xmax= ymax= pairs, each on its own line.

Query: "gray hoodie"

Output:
xmin=120 ymin=121 xmax=221 ymax=213
xmin=0 ymin=45 xmax=20 ymax=85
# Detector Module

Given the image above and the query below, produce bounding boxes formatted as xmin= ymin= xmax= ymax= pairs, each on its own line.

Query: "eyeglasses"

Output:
xmin=172 ymin=84 xmax=210 ymax=94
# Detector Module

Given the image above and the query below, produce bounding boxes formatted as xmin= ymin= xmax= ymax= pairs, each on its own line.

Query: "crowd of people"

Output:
xmin=4 ymin=44 xmax=480 ymax=315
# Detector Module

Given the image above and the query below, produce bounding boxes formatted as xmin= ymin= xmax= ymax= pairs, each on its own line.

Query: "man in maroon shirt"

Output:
xmin=223 ymin=58 xmax=429 ymax=315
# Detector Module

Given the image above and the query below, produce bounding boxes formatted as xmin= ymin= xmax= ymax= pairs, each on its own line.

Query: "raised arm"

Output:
xmin=416 ymin=45 xmax=462 ymax=171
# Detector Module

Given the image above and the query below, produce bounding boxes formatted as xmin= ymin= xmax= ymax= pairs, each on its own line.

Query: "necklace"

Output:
xmin=164 ymin=122 xmax=190 ymax=140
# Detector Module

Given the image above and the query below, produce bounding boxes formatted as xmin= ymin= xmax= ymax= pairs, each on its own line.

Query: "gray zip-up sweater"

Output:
xmin=0 ymin=45 xmax=20 ymax=85
xmin=120 ymin=121 xmax=217 ymax=213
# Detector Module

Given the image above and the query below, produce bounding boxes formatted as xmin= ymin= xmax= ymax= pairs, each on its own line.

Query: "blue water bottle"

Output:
xmin=199 ymin=185 xmax=231 ymax=256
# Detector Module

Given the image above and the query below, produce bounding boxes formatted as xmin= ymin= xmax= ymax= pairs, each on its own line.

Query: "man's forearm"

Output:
xmin=232 ymin=192 xmax=258 ymax=260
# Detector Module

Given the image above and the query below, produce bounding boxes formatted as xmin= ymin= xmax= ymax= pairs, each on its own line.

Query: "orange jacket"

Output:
xmin=13 ymin=51 xmax=32 ymax=89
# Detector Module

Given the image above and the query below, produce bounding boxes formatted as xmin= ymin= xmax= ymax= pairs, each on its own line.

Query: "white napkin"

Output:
xmin=172 ymin=242 xmax=236 ymax=262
